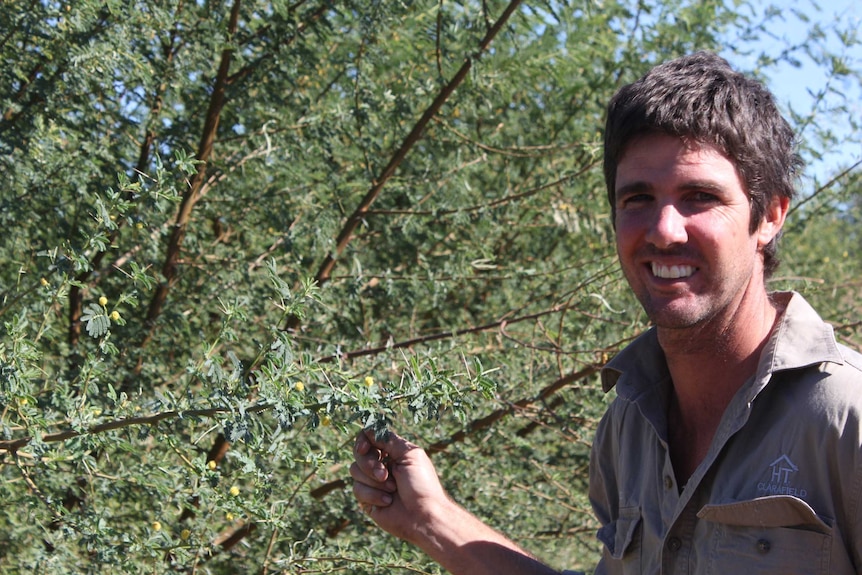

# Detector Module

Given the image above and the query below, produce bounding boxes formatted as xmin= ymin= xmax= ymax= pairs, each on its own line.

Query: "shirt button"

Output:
xmin=667 ymin=537 xmax=682 ymax=552
xmin=757 ymin=539 xmax=771 ymax=554
xmin=664 ymin=476 xmax=674 ymax=490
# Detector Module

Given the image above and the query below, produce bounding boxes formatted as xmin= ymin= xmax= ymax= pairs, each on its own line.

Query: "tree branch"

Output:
xmin=0 ymin=404 xmax=271 ymax=454
xmin=135 ymin=0 xmax=244 ymax=372
xmin=309 ymin=363 xmax=605 ymax=500
xmin=285 ymin=0 xmax=525 ymax=331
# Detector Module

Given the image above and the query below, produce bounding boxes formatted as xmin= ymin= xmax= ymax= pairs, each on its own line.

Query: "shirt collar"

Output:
xmin=761 ymin=291 xmax=845 ymax=373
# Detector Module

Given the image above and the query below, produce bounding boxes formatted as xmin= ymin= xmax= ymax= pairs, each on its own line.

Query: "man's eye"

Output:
xmin=620 ymin=194 xmax=652 ymax=207
xmin=690 ymin=192 xmax=719 ymax=203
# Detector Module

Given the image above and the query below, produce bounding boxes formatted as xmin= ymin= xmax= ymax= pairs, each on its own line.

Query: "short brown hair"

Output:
xmin=603 ymin=51 xmax=802 ymax=276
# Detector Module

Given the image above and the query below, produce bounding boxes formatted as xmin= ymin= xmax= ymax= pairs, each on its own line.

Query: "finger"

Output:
xmin=353 ymin=429 xmax=399 ymax=482
xmin=352 ymin=475 xmax=394 ymax=507
xmin=349 ymin=460 xmax=396 ymax=492
xmin=353 ymin=431 xmax=374 ymax=457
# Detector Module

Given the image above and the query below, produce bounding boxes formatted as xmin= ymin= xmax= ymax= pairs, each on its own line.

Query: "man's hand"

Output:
xmin=349 ymin=427 xmax=449 ymax=544
xmin=350 ymin=428 xmax=563 ymax=575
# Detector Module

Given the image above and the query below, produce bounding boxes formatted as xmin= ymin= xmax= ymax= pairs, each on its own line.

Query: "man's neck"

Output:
xmin=658 ymin=290 xmax=781 ymax=403
xmin=658 ymin=289 xmax=785 ymax=483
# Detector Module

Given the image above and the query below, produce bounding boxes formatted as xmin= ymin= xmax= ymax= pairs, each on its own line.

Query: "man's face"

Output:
xmin=614 ymin=133 xmax=781 ymax=330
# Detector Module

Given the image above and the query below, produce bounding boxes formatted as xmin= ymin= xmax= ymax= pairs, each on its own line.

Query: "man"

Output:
xmin=350 ymin=51 xmax=862 ymax=574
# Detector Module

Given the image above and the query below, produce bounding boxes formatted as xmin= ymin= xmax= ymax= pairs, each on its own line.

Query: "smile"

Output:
xmin=651 ymin=263 xmax=695 ymax=279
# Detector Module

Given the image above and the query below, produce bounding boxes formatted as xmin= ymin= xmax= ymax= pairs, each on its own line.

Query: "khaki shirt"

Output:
xmin=589 ymin=292 xmax=862 ymax=574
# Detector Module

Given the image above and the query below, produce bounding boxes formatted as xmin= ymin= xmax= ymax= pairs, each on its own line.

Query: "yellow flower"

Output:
xmin=40 ymin=278 xmax=49 ymax=286
xmin=136 ymin=222 xmax=144 ymax=229
xmin=320 ymin=414 xmax=332 ymax=427
xmin=180 ymin=529 xmax=191 ymax=541
xmin=229 ymin=485 xmax=240 ymax=497
xmin=226 ymin=512 xmax=235 ymax=521
xmin=99 ymin=296 xmax=108 ymax=307
xmin=294 ymin=381 xmax=305 ymax=392
xmin=364 ymin=376 xmax=375 ymax=387
xmin=110 ymin=311 xmax=120 ymax=321
xmin=207 ymin=460 xmax=217 ymax=471
xmin=152 ymin=521 xmax=162 ymax=531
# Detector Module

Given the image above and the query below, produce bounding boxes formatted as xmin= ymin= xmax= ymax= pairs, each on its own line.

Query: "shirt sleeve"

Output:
xmin=588 ymin=408 xmax=620 ymax=575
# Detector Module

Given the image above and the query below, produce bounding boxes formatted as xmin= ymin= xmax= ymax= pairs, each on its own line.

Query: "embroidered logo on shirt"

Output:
xmin=756 ymin=454 xmax=808 ymax=497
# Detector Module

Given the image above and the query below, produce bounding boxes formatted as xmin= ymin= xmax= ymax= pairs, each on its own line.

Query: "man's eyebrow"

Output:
xmin=678 ymin=180 xmax=726 ymax=193
xmin=615 ymin=179 xmax=727 ymax=197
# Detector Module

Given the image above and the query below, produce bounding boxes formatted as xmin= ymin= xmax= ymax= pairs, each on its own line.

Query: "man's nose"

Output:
xmin=645 ymin=203 xmax=688 ymax=249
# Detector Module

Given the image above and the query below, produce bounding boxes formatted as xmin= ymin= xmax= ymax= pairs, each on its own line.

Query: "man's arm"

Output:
xmin=349 ymin=428 xmax=561 ymax=575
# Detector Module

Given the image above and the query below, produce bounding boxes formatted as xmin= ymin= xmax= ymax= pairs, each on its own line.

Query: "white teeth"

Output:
xmin=651 ymin=263 xmax=695 ymax=279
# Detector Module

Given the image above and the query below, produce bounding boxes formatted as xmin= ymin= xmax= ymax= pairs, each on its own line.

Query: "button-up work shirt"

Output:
xmin=589 ymin=292 xmax=862 ymax=574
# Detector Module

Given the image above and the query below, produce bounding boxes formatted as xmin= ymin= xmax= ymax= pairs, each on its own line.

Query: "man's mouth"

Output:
xmin=651 ymin=263 xmax=695 ymax=279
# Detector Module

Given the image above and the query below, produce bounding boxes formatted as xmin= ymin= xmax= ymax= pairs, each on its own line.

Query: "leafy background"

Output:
xmin=1 ymin=0 xmax=859 ymax=573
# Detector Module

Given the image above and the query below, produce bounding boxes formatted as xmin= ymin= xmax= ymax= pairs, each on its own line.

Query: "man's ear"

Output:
xmin=757 ymin=195 xmax=790 ymax=248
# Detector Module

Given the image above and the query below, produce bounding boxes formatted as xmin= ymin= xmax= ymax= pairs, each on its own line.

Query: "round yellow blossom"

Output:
xmin=226 ymin=512 xmax=235 ymax=521
xmin=229 ymin=485 xmax=240 ymax=497
xmin=320 ymin=414 xmax=332 ymax=427
xmin=364 ymin=376 xmax=375 ymax=387
xmin=294 ymin=381 xmax=305 ymax=392
xmin=180 ymin=529 xmax=191 ymax=541
xmin=207 ymin=460 xmax=217 ymax=471
xmin=110 ymin=311 xmax=120 ymax=321
xmin=136 ymin=222 xmax=144 ymax=229
xmin=152 ymin=521 xmax=162 ymax=531
xmin=99 ymin=296 xmax=108 ymax=307
xmin=40 ymin=278 xmax=49 ymax=286
xmin=823 ymin=256 xmax=830 ymax=264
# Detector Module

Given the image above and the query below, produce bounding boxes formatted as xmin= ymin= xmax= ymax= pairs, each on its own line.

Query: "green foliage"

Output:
xmin=0 ymin=0 xmax=859 ymax=573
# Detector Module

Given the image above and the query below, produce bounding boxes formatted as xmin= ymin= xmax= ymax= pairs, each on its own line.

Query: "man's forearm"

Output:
xmin=412 ymin=497 xmax=561 ymax=575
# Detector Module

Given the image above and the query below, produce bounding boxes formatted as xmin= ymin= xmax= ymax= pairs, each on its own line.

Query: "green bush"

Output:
xmin=1 ymin=1 xmax=859 ymax=573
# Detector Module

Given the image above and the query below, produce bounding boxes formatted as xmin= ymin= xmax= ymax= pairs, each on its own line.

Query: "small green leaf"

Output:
xmin=81 ymin=303 xmax=110 ymax=338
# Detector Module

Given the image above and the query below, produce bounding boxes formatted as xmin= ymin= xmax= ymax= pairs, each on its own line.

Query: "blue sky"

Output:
xmin=722 ymin=0 xmax=862 ymax=183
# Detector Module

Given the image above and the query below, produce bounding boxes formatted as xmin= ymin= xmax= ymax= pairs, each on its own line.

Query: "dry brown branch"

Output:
xmin=138 ymin=0 xmax=244 ymax=360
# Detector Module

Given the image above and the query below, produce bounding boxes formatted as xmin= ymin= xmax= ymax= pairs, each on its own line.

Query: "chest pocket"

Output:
xmin=597 ymin=506 xmax=642 ymax=572
xmin=698 ymin=496 xmax=832 ymax=574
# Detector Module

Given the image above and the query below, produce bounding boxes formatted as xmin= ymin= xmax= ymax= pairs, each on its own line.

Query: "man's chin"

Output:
xmin=641 ymin=299 xmax=706 ymax=329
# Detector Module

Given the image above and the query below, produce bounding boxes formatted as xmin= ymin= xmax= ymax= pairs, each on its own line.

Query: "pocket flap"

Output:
xmin=697 ymin=495 xmax=830 ymax=532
